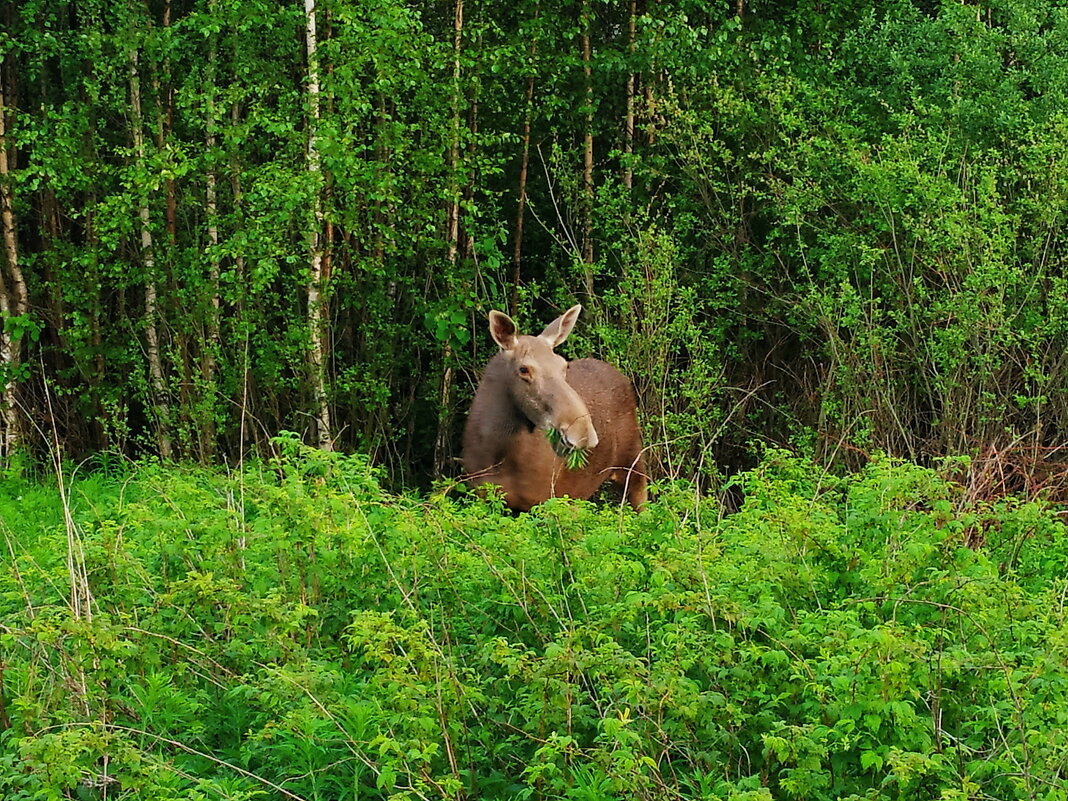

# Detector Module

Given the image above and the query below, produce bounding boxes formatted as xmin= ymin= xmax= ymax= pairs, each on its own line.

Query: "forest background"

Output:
xmin=4 ymin=3 xmax=1068 ymax=799
xmin=2 ymin=0 xmax=1066 ymax=492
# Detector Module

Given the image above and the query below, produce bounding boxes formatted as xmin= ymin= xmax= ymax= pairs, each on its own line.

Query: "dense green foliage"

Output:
xmin=2 ymin=443 xmax=1067 ymax=799
xmin=2 ymin=0 xmax=1067 ymax=488
xmin=5 ymin=4 xmax=1068 ymax=797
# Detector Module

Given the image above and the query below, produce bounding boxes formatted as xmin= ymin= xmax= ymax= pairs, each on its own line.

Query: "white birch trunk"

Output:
xmin=304 ymin=0 xmax=332 ymax=451
xmin=0 ymin=74 xmax=28 ymax=457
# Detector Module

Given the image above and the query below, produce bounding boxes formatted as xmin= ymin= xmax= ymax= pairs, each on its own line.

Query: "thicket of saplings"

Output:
xmin=2 ymin=436 xmax=1066 ymax=800
xmin=3 ymin=0 xmax=1068 ymax=493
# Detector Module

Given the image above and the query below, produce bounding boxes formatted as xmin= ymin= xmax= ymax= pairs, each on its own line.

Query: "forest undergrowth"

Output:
xmin=2 ymin=437 xmax=1067 ymax=800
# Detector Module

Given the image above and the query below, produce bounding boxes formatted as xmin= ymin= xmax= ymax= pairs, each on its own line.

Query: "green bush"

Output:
xmin=1 ymin=446 xmax=1067 ymax=799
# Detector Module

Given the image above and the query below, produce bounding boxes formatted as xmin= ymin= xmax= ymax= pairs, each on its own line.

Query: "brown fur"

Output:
xmin=462 ymin=307 xmax=646 ymax=511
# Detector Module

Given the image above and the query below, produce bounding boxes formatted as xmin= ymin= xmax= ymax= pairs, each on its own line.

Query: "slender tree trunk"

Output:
xmin=161 ymin=0 xmax=176 ymax=246
xmin=201 ymin=0 xmax=221 ymax=462
xmin=580 ymin=0 xmax=595 ymax=269
xmin=433 ymin=0 xmax=465 ymax=478
xmin=322 ymin=6 xmax=335 ymax=294
xmin=158 ymin=0 xmax=192 ymax=455
xmin=0 ymin=72 xmax=28 ymax=458
xmin=511 ymin=4 xmax=539 ymax=317
xmin=128 ymin=44 xmax=173 ymax=459
xmin=79 ymin=69 xmax=109 ymax=450
xmin=90 ymin=253 xmax=107 ymax=448
xmin=372 ymin=111 xmax=387 ymax=270
xmin=644 ymin=81 xmax=657 ymax=145
xmin=40 ymin=52 xmax=68 ymax=379
xmin=304 ymin=0 xmax=332 ymax=451
xmin=623 ymin=0 xmax=636 ymax=192
xmin=445 ymin=0 xmax=464 ymax=268
xmin=462 ymin=42 xmax=479 ymax=265
xmin=41 ymin=188 xmax=67 ymax=353
xmin=229 ymin=99 xmax=251 ymax=461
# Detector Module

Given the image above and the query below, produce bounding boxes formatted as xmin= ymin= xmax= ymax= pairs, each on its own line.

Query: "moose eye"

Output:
xmin=518 ymin=365 xmax=531 ymax=377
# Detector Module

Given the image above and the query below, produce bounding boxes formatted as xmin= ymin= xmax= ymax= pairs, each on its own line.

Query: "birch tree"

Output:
xmin=0 ymin=70 xmax=28 ymax=457
xmin=304 ymin=0 xmax=332 ymax=451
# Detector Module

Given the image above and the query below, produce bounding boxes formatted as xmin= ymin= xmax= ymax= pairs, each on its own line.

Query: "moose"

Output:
xmin=462 ymin=304 xmax=646 ymax=511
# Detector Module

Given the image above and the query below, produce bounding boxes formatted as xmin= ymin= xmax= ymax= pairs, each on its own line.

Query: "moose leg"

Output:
xmin=613 ymin=463 xmax=647 ymax=511
xmin=626 ymin=472 xmax=647 ymax=510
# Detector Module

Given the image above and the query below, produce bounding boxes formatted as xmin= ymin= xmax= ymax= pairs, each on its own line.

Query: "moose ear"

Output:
xmin=539 ymin=304 xmax=582 ymax=348
xmin=488 ymin=310 xmax=518 ymax=350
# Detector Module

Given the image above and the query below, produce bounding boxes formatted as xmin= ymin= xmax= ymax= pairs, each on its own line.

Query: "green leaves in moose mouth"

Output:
xmin=544 ymin=427 xmax=590 ymax=470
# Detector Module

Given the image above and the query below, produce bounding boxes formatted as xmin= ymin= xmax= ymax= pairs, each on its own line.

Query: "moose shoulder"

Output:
xmin=462 ymin=304 xmax=646 ymax=511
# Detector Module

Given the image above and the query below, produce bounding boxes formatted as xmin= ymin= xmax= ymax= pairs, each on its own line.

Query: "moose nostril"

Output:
xmin=560 ymin=418 xmax=598 ymax=451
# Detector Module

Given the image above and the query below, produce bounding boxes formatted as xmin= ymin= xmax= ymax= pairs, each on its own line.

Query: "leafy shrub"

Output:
xmin=1 ymin=445 xmax=1066 ymax=799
